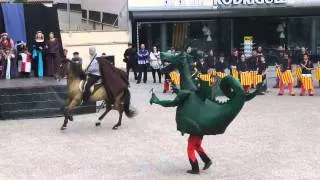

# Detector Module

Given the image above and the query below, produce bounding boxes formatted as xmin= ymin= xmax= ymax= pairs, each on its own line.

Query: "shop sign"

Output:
xmin=213 ymin=0 xmax=287 ymax=6
xmin=243 ymin=36 xmax=254 ymax=58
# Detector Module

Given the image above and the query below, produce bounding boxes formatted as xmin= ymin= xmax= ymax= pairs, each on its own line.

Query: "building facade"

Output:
xmin=128 ymin=0 xmax=320 ymax=61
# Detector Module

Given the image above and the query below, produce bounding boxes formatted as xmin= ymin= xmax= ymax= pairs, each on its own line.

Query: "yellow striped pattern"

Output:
xmin=316 ymin=67 xmax=320 ymax=81
xmin=295 ymin=67 xmax=302 ymax=80
xmin=198 ymin=74 xmax=215 ymax=85
xmin=254 ymin=74 xmax=263 ymax=85
xmin=231 ymin=68 xmax=239 ymax=80
xmin=216 ymin=72 xmax=227 ymax=78
xmin=280 ymin=70 xmax=294 ymax=85
xmin=276 ymin=67 xmax=281 ymax=78
xmin=301 ymin=75 xmax=314 ymax=90
xmin=208 ymin=69 xmax=217 ymax=76
xmin=169 ymin=71 xmax=180 ymax=86
xmin=240 ymin=72 xmax=252 ymax=86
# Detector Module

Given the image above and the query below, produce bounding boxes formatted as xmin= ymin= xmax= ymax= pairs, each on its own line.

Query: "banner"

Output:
xmin=1 ymin=3 xmax=27 ymax=43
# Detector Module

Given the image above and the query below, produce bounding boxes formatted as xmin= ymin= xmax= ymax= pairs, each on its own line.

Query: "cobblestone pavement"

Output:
xmin=1 ymin=73 xmax=320 ymax=180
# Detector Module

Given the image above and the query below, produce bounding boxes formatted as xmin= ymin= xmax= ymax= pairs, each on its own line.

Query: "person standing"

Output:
xmin=278 ymin=53 xmax=295 ymax=96
xmin=229 ymin=48 xmax=239 ymax=80
xmin=257 ymin=56 xmax=268 ymax=94
xmin=32 ymin=31 xmax=45 ymax=78
xmin=2 ymin=48 xmax=15 ymax=80
xmin=17 ymin=41 xmax=32 ymax=78
xmin=196 ymin=56 xmax=210 ymax=74
xmin=123 ymin=43 xmax=137 ymax=80
xmin=149 ymin=46 xmax=162 ymax=83
xmin=300 ymin=54 xmax=314 ymax=96
xmin=45 ymin=32 xmax=61 ymax=77
xmin=136 ymin=44 xmax=149 ymax=84
xmin=237 ymin=54 xmax=250 ymax=93
xmin=273 ymin=46 xmax=285 ymax=88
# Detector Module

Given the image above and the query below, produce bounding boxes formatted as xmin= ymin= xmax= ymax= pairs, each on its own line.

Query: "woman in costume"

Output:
xmin=149 ymin=46 xmax=162 ymax=83
xmin=300 ymin=54 xmax=314 ymax=96
xmin=2 ymin=48 xmax=15 ymax=80
xmin=0 ymin=33 xmax=14 ymax=51
xmin=17 ymin=41 xmax=32 ymax=78
xmin=32 ymin=31 xmax=45 ymax=78
xmin=45 ymin=32 xmax=61 ymax=77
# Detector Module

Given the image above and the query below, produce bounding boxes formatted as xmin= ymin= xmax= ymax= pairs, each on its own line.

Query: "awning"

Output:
xmin=130 ymin=6 xmax=320 ymax=21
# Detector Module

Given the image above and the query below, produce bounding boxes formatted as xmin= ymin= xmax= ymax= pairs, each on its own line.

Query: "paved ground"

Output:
xmin=1 ymin=73 xmax=320 ymax=180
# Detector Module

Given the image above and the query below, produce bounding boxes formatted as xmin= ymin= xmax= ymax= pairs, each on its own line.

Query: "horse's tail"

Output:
xmin=123 ymin=89 xmax=136 ymax=118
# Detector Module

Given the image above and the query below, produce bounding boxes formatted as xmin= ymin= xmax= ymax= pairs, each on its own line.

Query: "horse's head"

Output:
xmin=55 ymin=59 xmax=69 ymax=81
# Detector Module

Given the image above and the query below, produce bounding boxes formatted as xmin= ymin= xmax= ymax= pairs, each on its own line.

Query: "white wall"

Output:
xmin=81 ymin=0 xmax=129 ymax=31
xmin=81 ymin=0 xmax=126 ymax=14
xmin=54 ymin=0 xmax=81 ymax=4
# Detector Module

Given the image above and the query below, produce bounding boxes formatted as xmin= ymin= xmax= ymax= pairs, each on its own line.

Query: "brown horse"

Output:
xmin=55 ymin=60 xmax=136 ymax=130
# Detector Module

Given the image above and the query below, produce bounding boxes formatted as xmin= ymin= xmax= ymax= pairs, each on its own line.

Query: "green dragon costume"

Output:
xmin=149 ymin=51 xmax=262 ymax=174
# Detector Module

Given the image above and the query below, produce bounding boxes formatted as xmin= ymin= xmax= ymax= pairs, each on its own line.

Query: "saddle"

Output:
xmin=79 ymin=79 xmax=103 ymax=93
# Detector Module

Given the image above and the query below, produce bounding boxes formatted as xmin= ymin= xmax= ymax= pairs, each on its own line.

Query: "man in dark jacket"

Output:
xmin=123 ymin=43 xmax=137 ymax=80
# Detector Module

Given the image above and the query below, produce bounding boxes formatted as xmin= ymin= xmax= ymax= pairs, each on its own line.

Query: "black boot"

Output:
xmin=187 ymin=159 xmax=200 ymax=174
xmin=199 ymin=153 xmax=212 ymax=170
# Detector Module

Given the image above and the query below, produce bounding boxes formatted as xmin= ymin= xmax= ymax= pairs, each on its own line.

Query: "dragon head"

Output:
xmin=160 ymin=49 xmax=205 ymax=74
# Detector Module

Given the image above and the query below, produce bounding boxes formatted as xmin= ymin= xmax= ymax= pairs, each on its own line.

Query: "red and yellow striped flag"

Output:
xmin=276 ymin=67 xmax=281 ymax=78
xmin=254 ymin=74 xmax=263 ymax=85
xmin=240 ymin=72 xmax=252 ymax=86
xmin=250 ymin=71 xmax=258 ymax=86
xmin=280 ymin=70 xmax=294 ymax=85
xmin=301 ymin=75 xmax=314 ymax=90
xmin=208 ymin=69 xmax=216 ymax=76
xmin=316 ymin=67 xmax=320 ymax=81
xmin=169 ymin=71 xmax=180 ymax=86
xmin=295 ymin=67 xmax=302 ymax=80
xmin=199 ymin=74 xmax=215 ymax=85
xmin=216 ymin=72 xmax=227 ymax=78
xmin=231 ymin=68 xmax=239 ymax=80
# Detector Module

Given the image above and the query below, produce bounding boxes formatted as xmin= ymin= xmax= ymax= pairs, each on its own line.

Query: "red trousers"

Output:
xmin=187 ymin=135 xmax=205 ymax=162
xmin=163 ymin=80 xmax=169 ymax=92
xmin=279 ymin=81 xmax=294 ymax=95
xmin=243 ymin=85 xmax=250 ymax=93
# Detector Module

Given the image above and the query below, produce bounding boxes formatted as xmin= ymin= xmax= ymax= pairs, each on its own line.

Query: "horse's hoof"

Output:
xmin=112 ymin=126 xmax=119 ymax=130
xmin=69 ymin=116 xmax=74 ymax=121
xmin=61 ymin=126 xmax=67 ymax=130
xmin=95 ymin=122 xmax=101 ymax=127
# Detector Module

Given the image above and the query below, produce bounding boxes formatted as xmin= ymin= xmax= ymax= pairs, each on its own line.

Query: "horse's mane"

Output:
xmin=69 ymin=61 xmax=86 ymax=80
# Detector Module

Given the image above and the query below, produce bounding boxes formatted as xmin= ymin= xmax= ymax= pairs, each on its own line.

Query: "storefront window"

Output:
xmin=287 ymin=17 xmax=312 ymax=51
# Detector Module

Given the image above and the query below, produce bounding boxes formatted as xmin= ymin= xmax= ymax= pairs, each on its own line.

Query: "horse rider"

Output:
xmin=82 ymin=46 xmax=101 ymax=103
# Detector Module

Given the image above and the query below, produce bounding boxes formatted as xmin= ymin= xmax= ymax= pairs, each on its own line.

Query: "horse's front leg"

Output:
xmin=61 ymin=99 xmax=81 ymax=130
